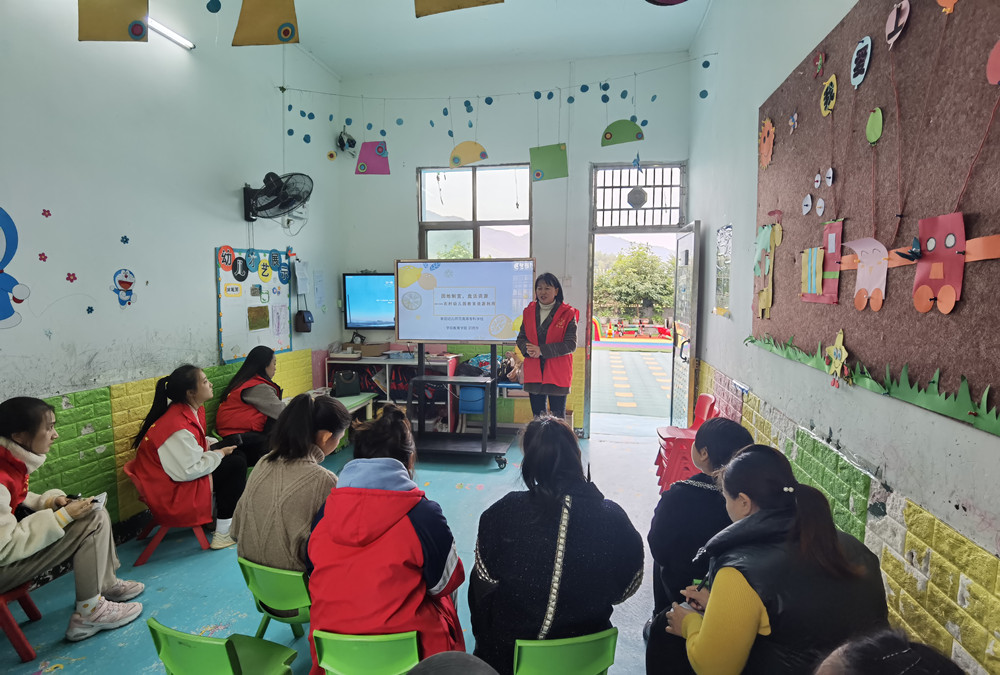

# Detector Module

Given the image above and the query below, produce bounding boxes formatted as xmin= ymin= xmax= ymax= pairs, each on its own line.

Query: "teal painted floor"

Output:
xmin=2 ymin=414 xmax=665 ymax=674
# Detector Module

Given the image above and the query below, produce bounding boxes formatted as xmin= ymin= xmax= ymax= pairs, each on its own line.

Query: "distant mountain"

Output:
xmin=433 ymin=227 xmax=675 ymax=263
xmin=595 ymin=235 xmax=675 ymax=263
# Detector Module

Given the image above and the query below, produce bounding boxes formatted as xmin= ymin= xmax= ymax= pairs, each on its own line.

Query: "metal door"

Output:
xmin=670 ymin=221 xmax=700 ymax=426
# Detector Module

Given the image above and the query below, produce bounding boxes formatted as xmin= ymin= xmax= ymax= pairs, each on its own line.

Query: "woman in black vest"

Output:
xmin=656 ymin=444 xmax=887 ymax=674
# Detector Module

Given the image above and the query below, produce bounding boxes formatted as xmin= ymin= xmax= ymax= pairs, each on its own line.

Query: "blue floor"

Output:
xmin=3 ymin=413 xmax=665 ymax=674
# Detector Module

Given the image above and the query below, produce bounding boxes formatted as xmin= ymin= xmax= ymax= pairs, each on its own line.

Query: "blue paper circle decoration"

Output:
xmin=287 ymin=129 xmax=294 ymax=136
xmin=303 ymin=134 xmax=311 ymax=143
xmin=580 ymin=84 xmax=589 ymax=93
xmin=485 ymin=97 xmax=494 ymax=105
xmin=366 ymin=122 xmax=373 ymax=130
xmin=345 ymin=118 xmax=353 ymax=125
xmin=651 ymin=95 xmax=658 ymax=102
xmin=547 ymin=91 xmax=554 ymax=100
xmin=379 ymin=129 xmax=386 ymax=137
xmin=448 ymin=130 xmax=454 ymax=137
xmin=467 ymin=120 xmax=473 ymax=128
xmin=620 ymin=90 xmax=628 ymax=99
xmin=442 ymin=107 xmax=449 ymax=116
xmin=567 ymin=96 xmax=575 ymax=104
xmin=699 ymin=90 xmax=709 ymax=99
xmin=534 ymin=91 xmax=541 ymax=100
xmin=601 ymin=94 xmax=610 ymax=103
xmin=207 ymin=0 xmax=222 ymax=13
xmin=396 ymin=118 xmax=404 ymax=126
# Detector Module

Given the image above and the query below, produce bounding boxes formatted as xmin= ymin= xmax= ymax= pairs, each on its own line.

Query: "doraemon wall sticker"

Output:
xmin=110 ymin=268 xmax=137 ymax=308
xmin=0 ymin=207 xmax=30 ymax=328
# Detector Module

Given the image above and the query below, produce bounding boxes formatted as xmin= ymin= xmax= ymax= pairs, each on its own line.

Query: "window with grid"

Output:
xmin=592 ymin=164 xmax=686 ymax=229
xmin=418 ymin=165 xmax=531 ymax=259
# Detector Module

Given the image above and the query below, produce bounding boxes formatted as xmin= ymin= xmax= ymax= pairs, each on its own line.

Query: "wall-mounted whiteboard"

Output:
xmin=395 ymin=259 xmax=535 ymax=344
xmin=216 ymin=246 xmax=292 ymax=364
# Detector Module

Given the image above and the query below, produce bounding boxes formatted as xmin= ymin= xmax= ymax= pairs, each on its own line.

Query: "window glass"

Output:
xmin=426 ymin=230 xmax=473 ymax=259
xmin=476 ymin=166 xmax=530 ymax=221
xmin=481 ymin=225 xmax=530 ymax=259
xmin=421 ymin=168 xmax=472 ymax=222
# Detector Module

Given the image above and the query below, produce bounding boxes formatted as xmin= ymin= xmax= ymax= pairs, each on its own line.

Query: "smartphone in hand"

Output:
xmin=91 ymin=492 xmax=108 ymax=511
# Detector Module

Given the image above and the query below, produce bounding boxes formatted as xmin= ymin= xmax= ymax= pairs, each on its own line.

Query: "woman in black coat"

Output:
xmin=469 ymin=416 xmax=644 ymax=675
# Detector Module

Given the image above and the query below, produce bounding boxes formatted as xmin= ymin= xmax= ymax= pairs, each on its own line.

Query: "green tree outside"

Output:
xmin=593 ymin=243 xmax=675 ymax=321
xmin=434 ymin=241 xmax=473 ymax=259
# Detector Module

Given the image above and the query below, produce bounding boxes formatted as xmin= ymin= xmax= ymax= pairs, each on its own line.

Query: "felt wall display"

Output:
xmin=216 ymin=246 xmax=292 ymax=364
xmin=0 ymin=207 xmax=30 ymax=329
xmin=754 ymin=0 xmax=1000 ymax=435
xmin=78 ymin=0 xmax=148 ymax=42
xmin=232 ymin=0 xmax=299 ymax=46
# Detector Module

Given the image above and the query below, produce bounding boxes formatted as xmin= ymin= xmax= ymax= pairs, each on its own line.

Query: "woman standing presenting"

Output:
xmin=516 ymin=273 xmax=578 ymax=420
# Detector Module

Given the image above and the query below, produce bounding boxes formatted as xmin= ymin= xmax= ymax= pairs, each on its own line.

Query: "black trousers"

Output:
xmin=218 ymin=431 xmax=270 ymax=467
xmin=528 ymin=393 xmax=567 ymax=419
xmin=213 ymin=452 xmax=247 ymax=520
xmin=645 ymin=608 xmax=697 ymax=674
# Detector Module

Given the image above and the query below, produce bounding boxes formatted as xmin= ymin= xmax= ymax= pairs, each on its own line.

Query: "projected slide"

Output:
xmin=396 ymin=259 xmax=535 ymax=343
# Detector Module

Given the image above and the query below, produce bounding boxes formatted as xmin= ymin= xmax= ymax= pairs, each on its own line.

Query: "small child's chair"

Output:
xmin=654 ymin=394 xmax=719 ymax=492
xmin=0 ymin=582 xmax=41 ymax=662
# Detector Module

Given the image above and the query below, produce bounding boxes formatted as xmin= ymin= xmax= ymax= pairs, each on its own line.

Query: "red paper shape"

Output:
xmin=913 ymin=212 xmax=965 ymax=314
xmin=987 ymin=39 xmax=1000 ymax=85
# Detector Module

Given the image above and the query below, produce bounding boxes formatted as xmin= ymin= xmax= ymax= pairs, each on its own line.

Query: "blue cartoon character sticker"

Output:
xmin=110 ymin=268 xmax=137 ymax=307
xmin=0 ymin=207 xmax=30 ymax=328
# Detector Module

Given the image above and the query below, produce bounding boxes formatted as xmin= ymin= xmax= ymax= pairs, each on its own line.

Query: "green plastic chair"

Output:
xmin=237 ymin=557 xmax=311 ymax=639
xmin=312 ymin=629 xmax=419 ymax=675
xmin=147 ymin=618 xmax=297 ymax=675
xmin=512 ymin=627 xmax=619 ymax=675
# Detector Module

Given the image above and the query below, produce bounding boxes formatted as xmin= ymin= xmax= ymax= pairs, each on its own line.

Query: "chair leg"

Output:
xmin=290 ymin=622 xmax=304 ymax=639
xmin=192 ymin=526 xmax=210 ymax=550
xmin=255 ymin=615 xmax=271 ymax=639
xmin=134 ymin=526 xmax=171 ymax=566
xmin=0 ymin=602 xmax=36 ymax=662
xmin=15 ymin=593 xmax=41 ymax=622
xmin=136 ymin=519 xmax=157 ymax=541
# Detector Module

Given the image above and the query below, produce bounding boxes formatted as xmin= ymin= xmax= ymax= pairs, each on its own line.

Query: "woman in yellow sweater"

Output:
xmin=657 ymin=445 xmax=887 ymax=674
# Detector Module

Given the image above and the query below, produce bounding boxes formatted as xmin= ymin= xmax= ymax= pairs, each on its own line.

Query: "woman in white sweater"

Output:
xmin=0 ymin=397 xmax=144 ymax=642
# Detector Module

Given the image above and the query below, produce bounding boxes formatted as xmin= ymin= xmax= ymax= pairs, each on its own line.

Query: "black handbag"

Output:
xmin=333 ymin=370 xmax=361 ymax=397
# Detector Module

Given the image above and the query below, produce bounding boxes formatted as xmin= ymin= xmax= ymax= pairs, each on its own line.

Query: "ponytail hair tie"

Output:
xmin=783 ymin=486 xmax=795 ymax=493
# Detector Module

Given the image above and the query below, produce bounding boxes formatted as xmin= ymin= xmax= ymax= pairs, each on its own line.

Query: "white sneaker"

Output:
xmin=65 ymin=597 xmax=143 ymax=642
xmin=210 ymin=531 xmax=236 ymax=550
xmin=104 ymin=579 xmax=145 ymax=602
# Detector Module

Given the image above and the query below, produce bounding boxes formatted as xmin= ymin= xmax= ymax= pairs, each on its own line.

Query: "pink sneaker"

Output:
xmin=104 ymin=579 xmax=145 ymax=602
xmin=65 ymin=597 xmax=143 ymax=642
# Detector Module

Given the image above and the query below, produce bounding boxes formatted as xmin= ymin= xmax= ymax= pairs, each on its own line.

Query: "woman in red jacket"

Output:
xmin=516 ymin=273 xmax=578 ymax=420
xmin=131 ymin=365 xmax=243 ymax=550
xmin=214 ymin=346 xmax=284 ymax=466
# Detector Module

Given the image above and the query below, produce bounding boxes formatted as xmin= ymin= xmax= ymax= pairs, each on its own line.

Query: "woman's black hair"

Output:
xmin=267 ymin=394 xmax=352 ymax=462
xmin=520 ymin=415 xmax=586 ymax=506
xmin=220 ymin=346 xmax=277 ymax=402
xmin=351 ymin=403 xmax=416 ymax=476
xmin=817 ymin=629 xmax=963 ymax=675
xmin=132 ymin=365 xmax=202 ymax=448
xmin=693 ymin=416 xmax=753 ymax=471
xmin=721 ymin=444 xmax=860 ymax=579
xmin=0 ymin=397 xmax=56 ymax=446
xmin=534 ymin=272 xmax=564 ymax=304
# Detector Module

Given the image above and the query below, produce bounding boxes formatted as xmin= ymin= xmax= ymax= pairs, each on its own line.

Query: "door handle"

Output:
xmin=679 ymin=339 xmax=691 ymax=363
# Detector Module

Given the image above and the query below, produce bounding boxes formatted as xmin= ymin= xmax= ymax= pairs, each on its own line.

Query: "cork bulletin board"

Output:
xmin=751 ymin=0 xmax=1000 ymax=437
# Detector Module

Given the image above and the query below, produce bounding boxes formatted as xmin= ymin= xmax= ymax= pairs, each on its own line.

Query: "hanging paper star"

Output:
xmin=66 ymin=272 xmax=77 ymax=283
xmin=120 ymin=235 xmax=130 ymax=244
xmin=42 ymin=209 xmax=52 ymax=218
xmin=38 ymin=253 xmax=47 ymax=262
xmin=86 ymin=306 xmax=94 ymax=314
xmin=632 ymin=153 xmax=643 ymax=172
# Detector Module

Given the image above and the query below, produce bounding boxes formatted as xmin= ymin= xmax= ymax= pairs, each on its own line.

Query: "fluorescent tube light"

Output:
xmin=147 ymin=18 xmax=195 ymax=50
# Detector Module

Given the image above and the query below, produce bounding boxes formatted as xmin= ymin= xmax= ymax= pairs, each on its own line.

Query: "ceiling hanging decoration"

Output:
xmin=449 ymin=141 xmax=488 ymax=167
xmin=232 ymin=0 xmax=299 ymax=46
xmin=78 ymin=0 xmax=148 ymax=42
xmin=415 ymin=0 xmax=503 ymax=18
xmin=601 ymin=120 xmax=644 ymax=146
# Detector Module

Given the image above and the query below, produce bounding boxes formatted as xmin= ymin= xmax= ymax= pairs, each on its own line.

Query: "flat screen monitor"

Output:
xmin=343 ymin=273 xmax=396 ymax=330
xmin=395 ymin=259 xmax=535 ymax=343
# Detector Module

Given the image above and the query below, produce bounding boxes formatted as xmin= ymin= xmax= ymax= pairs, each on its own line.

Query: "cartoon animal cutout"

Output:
xmin=842 ymin=238 xmax=889 ymax=311
xmin=754 ymin=211 xmax=783 ymax=319
xmin=800 ymin=220 xmax=842 ymax=305
xmin=111 ymin=268 xmax=137 ymax=307
xmin=912 ymin=213 xmax=966 ymax=314
xmin=0 ymin=207 xmax=30 ymax=328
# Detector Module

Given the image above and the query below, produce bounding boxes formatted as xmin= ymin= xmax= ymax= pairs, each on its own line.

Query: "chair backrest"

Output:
xmin=122 ymin=459 xmax=148 ymax=504
xmin=237 ymin=557 xmax=311 ymax=614
xmin=512 ymin=628 xmax=618 ymax=675
xmin=312 ymin=630 xmax=419 ymax=675
xmin=691 ymin=393 xmax=718 ymax=430
xmin=147 ymin=618 xmax=239 ymax=675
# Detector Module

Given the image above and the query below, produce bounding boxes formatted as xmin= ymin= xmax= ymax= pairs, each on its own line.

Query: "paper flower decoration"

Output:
xmin=42 ymin=209 xmax=51 ymax=218
xmin=38 ymin=253 xmax=47 ymax=262
xmin=758 ymin=118 xmax=775 ymax=169
xmin=120 ymin=235 xmax=129 ymax=244
xmin=66 ymin=272 xmax=77 ymax=282
xmin=788 ymin=112 xmax=798 ymax=134
xmin=87 ymin=306 xmax=94 ymax=314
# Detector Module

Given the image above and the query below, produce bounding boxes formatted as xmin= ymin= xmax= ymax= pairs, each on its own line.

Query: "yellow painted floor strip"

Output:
xmin=615 ymin=392 xmax=635 ymax=397
xmin=614 ymin=383 xmax=630 ymax=388
xmin=613 ymin=376 xmax=628 ymax=380
xmin=661 ymin=385 xmax=670 ymax=390
xmin=657 ymin=378 xmax=670 ymax=383
xmin=617 ymin=401 xmax=638 ymax=407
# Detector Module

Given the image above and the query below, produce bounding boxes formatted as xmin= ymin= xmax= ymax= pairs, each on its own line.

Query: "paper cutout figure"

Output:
xmin=0 ymin=207 xmax=29 ymax=329
xmin=78 ymin=0 xmax=148 ymax=42
xmin=788 ymin=112 xmax=798 ymax=133
xmin=110 ymin=268 xmax=137 ymax=307
xmin=758 ymin=118 xmax=775 ymax=169
xmin=886 ymin=1 xmax=911 ymax=49
xmin=843 ymin=238 xmax=889 ymax=311
xmin=912 ymin=212 xmax=966 ymax=314
xmin=824 ymin=330 xmax=851 ymax=388
xmin=801 ymin=220 xmax=842 ymax=305
xmin=826 ymin=168 xmax=834 ymax=186
xmin=450 ymin=141 xmax=487 ymax=167
xmin=851 ymin=37 xmax=872 ymax=89
xmin=936 ymin=0 xmax=958 ymax=14
xmin=988 ymin=39 xmax=1000 ymax=85
xmin=801 ymin=248 xmax=824 ymax=296
xmin=821 ymin=75 xmax=837 ymax=117
xmin=813 ymin=173 xmax=822 ymax=189
xmin=355 ymin=141 xmax=390 ymax=175
xmin=816 ymin=198 xmax=826 ymax=218
xmin=802 ymin=194 xmax=813 ymax=215
xmin=415 ymin=0 xmax=503 ymax=18
xmin=529 ymin=143 xmax=568 ymax=181
xmin=813 ymin=52 xmax=826 ymax=79
xmin=866 ymin=108 xmax=883 ymax=145
xmin=753 ymin=212 xmax=783 ymax=319
xmin=896 ymin=237 xmax=923 ymax=262
xmin=232 ymin=0 xmax=299 ymax=46
xmin=601 ymin=120 xmax=644 ymax=147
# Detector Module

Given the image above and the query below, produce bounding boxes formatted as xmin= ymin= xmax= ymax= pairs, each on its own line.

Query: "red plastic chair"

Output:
xmin=654 ymin=394 xmax=719 ymax=493
xmin=0 ymin=583 xmax=41 ymax=662
xmin=123 ymin=460 xmax=210 ymax=566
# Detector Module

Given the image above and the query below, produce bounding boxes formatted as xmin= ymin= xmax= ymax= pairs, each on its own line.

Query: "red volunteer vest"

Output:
xmin=0 ymin=444 xmax=30 ymax=509
xmin=215 ymin=375 xmax=281 ymax=436
xmin=522 ymin=302 xmax=577 ymax=388
xmin=132 ymin=403 xmax=213 ymax=527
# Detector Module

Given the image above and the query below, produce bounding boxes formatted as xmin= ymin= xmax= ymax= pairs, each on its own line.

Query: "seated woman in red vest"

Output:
xmin=306 ymin=404 xmax=465 ymax=674
xmin=1 ymin=397 xmax=144 ymax=642
xmin=516 ymin=272 xmax=578 ymax=420
xmin=214 ymin=346 xmax=284 ymax=467
xmin=131 ymin=365 xmax=244 ymax=550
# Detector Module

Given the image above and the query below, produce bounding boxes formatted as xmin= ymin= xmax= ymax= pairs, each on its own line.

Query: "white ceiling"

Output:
xmin=293 ymin=0 xmax=712 ymax=78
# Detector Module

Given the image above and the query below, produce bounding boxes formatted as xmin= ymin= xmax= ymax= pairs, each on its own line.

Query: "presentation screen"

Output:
xmin=396 ymin=259 xmax=535 ymax=343
xmin=344 ymin=273 xmax=396 ymax=329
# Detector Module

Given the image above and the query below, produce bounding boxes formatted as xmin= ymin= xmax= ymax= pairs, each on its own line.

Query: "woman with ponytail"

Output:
xmin=231 ymin=393 xmax=351 ymax=572
xmin=470 ymin=416 xmax=644 ymax=675
xmin=306 ymin=404 xmax=465 ymax=673
xmin=131 ymin=365 xmax=244 ymax=550
xmin=214 ymin=346 xmax=284 ymax=466
xmin=654 ymin=445 xmax=887 ymax=674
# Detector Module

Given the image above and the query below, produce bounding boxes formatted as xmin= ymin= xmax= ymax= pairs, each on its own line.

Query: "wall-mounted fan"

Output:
xmin=243 ymin=172 xmax=314 ymax=222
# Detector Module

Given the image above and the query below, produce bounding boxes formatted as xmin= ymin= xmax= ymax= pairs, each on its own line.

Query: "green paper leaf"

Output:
xmin=866 ymin=108 xmax=883 ymax=145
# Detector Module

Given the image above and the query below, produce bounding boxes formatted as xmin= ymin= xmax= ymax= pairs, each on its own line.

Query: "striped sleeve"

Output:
xmin=408 ymin=497 xmax=465 ymax=597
